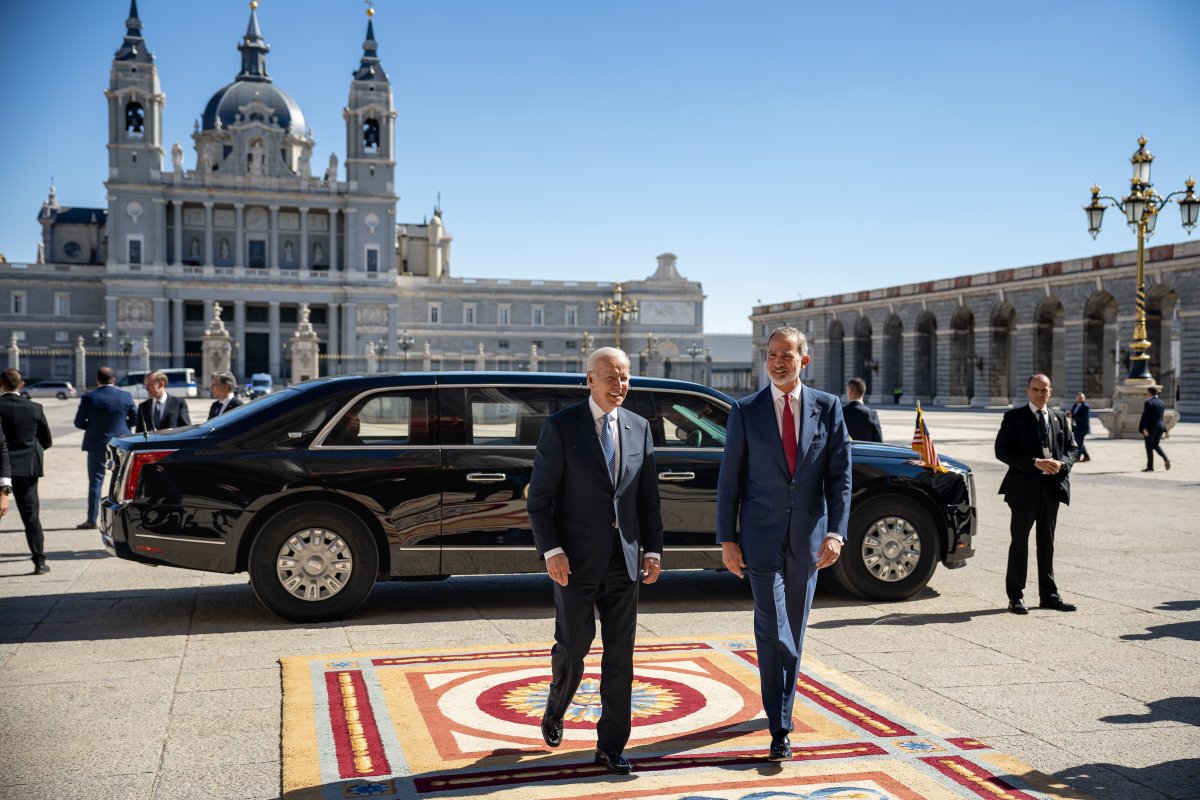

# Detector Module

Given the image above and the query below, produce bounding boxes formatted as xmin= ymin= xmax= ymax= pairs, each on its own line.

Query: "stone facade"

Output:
xmin=0 ymin=4 xmax=705 ymax=386
xmin=750 ymin=239 xmax=1198 ymax=416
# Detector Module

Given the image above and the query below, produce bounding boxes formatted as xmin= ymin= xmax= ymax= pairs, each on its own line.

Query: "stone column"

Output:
xmin=343 ymin=302 xmax=357 ymax=363
xmin=7 ymin=336 xmax=19 ymax=371
xmin=269 ymin=205 xmax=280 ymax=269
xmin=299 ymin=208 xmax=309 ymax=269
xmin=327 ymin=303 xmax=339 ymax=375
xmin=172 ymin=201 xmax=183 ymax=266
xmin=233 ymin=301 xmax=246 ymax=380
xmin=234 ymin=203 xmax=245 ymax=268
xmin=203 ymin=202 xmax=214 ymax=267
xmin=201 ymin=301 xmax=233 ymax=389
xmin=329 ymin=209 xmax=338 ymax=271
xmin=387 ymin=304 xmax=399 ymax=354
xmin=151 ymin=297 xmax=169 ymax=355
xmin=365 ymin=341 xmax=378 ymax=374
xmin=154 ymin=198 xmax=167 ymax=265
xmin=268 ymin=301 xmax=280 ymax=380
xmin=290 ymin=303 xmax=320 ymax=384
xmin=172 ymin=299 xmax=185 ymax=368
xmin=75 ymin=336 xmax=87 ymax=390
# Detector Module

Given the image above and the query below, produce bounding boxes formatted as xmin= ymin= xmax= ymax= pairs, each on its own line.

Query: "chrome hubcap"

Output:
xmin=275 ymin=528 xmax=353 ymax=602
xmin=861 ymin=515 xmax=921 ymax=582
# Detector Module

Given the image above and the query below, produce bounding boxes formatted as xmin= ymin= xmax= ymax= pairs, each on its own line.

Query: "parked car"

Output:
xmin=20 ymin=380 xmax=78 ymax=400
xmin=116 ymin=368 xmax=199 ymax=399
xmin=249 ymin=373 xmax=273 ymax=398
xmin=100 ymin=373 xmax=976 ymax=622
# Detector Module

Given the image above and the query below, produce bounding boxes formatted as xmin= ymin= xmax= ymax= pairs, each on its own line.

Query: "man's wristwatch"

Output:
xmin=0 ymin=486 xmax=11 ymax=496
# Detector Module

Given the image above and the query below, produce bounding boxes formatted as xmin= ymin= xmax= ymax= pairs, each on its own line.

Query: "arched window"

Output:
xmin=362 ymin=119 xmax=380 ymax=153
xmin=125 ymin=102 xmax=145 ymax=138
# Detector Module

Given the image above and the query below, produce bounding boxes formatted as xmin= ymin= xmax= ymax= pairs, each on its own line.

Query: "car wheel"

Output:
xmin=248 ymin=503 xmax=379 ymax=622
xmin=833 ymin=495 xmax=938 ymax=601
xmin=56 ymin=392 xmax=67 ymax=400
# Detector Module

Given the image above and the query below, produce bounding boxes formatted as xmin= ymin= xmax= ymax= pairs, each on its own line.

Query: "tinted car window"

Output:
xmin=658 ymin=391 xmax=727 ymax=448
xmin=320 ymin=390 xmax=433 ymax=447
xmin=464 ymin=386 xmax=556 ymax=445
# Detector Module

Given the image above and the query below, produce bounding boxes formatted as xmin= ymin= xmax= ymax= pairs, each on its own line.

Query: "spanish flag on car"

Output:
xmin=911 ymin=402 xmax=949 ymax=473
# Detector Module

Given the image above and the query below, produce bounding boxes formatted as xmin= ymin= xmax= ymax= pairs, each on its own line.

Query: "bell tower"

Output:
xmin=343 ymin=8 xmax=396 ymax=195
xmin=106 ymin=0 xmax=164 ymax=183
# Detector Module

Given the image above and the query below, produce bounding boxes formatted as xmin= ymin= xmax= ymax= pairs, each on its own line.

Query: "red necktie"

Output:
xmin=782 ymin=395 xmax=797 ymax=475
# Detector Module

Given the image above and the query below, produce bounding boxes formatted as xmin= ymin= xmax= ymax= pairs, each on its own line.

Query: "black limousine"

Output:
xmin=101 ymin=373 xmax=976 ymax=622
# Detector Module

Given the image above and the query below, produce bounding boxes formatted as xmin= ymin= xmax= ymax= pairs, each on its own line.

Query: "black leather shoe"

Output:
xmin=1040 ymin=597 xmax=1077 ymax=612
xmin=594 ymin=748 xmax=632 ymax=774
xmin=76 ymin=521 xmax=97 ymax=530
xmin=1142 ymin=467 xmax=1154 ymax=472
xmin=1008 ymin=599 xmax=1028 ymax=615
xmin=1165 ymin=458 xmax=1171 ymax=471
xmin=540 ymin=715 xmax=562 ymax=748
xmin=768 ymin=733 xmax=792 ymax=762
xmin=33 ymin=563 xmax=50 ymax=575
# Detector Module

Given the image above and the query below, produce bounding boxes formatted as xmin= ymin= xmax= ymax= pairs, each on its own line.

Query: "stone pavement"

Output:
xmin=0 ymin=398 xmax=1196 ymax=800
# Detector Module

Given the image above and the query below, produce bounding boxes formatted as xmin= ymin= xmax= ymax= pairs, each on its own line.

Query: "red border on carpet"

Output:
xmin=324 ymin=670 xmax=392 ymax=779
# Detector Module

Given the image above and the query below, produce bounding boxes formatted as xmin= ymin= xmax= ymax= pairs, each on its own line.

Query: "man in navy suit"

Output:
xmin=995 ymin=374 xmax=1079 ymax=614
xmin=842 ymin=376 xmax=883 ymax=442
xmin=0 ymin=369 xmax=53 ymax=573
xmin=135 ymin=371 xmax=192 ymax=432
xmin=74 ymin=367 xmax=137 ymax=529
xmin=527 ymin=347 xmax=664 ymax=775
xmin=207 ymin=371 xmax=244 ymax=420
xmin=1139 ymin=386 xmax=1169 ymax=472
xmin=717 ymin=327 xmax=852 ymax=762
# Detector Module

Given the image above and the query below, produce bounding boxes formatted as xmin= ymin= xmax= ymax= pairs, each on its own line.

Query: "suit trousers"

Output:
xmin=1144 ymin=431 xmax=1167 ymax=468
xmin=746 ymin=543 xmax=819 ymax=737
xmin=1073 ymin=429 xmax=1089 ymax=459
xmin=12 ymin=476 xmax=45 ymax=567
xmin=546 ymin=539 xmax=639 ymax=753
xmin=1005 ymin=487 xmax=1061 ymax=602
xmin=85 ymin=448 xmax=106 ymax=525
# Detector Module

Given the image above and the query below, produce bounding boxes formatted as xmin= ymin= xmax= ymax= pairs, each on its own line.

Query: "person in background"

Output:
xmin=135 ymin=371 xmax=191 ymax=432
xmin=207 ymin=371 xmax=244 ymax=420
xmin=0 ymin=369 xmax=47 ymax=573
xmin=1139 ymin=386 xmax=1169 ymax=472
xmin=1069 ymin=393 xmax=1091 ymax=463
xmin=73 ymin=367 xmax=136 ymax=529
xmin=842 ymin=377 xmax=883 ymax=442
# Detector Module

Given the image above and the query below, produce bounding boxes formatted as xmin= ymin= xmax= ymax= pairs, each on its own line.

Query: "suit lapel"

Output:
xmin=797 ymin=384 xmax=818 ymax=467
xmin=615 ymin=409 xmax=636 ymax=491
xmin=574 ymin=402 xmax=611 ymax=482
xmin=750 ymin=387 xmax=790 ymax=477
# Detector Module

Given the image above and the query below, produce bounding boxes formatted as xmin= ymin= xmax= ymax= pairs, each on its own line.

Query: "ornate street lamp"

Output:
xmin=597 ymin=284 xmax=638 ymax=350
xmin=686 ymin=341 xmax=704 ymax=381
xmin=92 ymin=322 xmax=110 ymax=350
xmin=397 ymin=330 xmax=415 ymax=371
xmin=119 ymin=334 xmax=135 ymax=373
xmin=1084 ymin=136 xmax=1197 ymax=382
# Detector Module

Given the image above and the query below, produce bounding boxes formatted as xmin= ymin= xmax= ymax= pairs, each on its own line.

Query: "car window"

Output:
xmin=654 ymin=391 xmax=728 ymax=448
xmin=322 ymin=390 xmax=434 ymax=447
xmin=465 ymin=387 xmax=556 ymax=445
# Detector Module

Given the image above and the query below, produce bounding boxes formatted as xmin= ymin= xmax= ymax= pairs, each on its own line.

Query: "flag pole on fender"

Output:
xmin=911 ymin=401 xmax=949 ymax=473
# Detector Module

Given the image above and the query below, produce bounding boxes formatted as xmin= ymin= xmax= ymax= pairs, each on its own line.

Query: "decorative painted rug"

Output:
xmin=280 ymin=638 xmax=1091 ymax=800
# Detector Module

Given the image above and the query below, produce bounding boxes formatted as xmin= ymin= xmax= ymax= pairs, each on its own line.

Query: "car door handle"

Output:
xmin=466 ymin=472 xmax=508 ymax=483
xmin=658 ymin=471 xmax=695 ymax=482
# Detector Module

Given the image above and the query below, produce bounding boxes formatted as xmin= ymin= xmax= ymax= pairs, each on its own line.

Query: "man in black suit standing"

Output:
xmin=135 ymin=371 xmax=192 ymax=433
xmin=1139 ymin=386 xmax=1169 ymax=472
xmin=995 ymin=373 xmax=1079 ymax=615
xmin=74 ymin=367 xmax=137 ymax=529
xmin=842 ymin=376 xmax=883 ymax=442
xmin=207 ymin=371 xmax=244 ymax=420
xmin=0 ymin=369 xmax=52 ymax=574
xmin=527 ymin=347 xmax=664 ymax=775
xmin=1069 ymin=393 xmax=1091 ymax=462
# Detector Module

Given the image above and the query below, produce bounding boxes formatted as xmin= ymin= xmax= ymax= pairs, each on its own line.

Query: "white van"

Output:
xmin=117 ymin=368 xmax=199 ymax=399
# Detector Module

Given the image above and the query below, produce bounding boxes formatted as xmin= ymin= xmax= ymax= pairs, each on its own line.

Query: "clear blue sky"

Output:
xmin=1 ymin=1 xmax=1197 ymax=333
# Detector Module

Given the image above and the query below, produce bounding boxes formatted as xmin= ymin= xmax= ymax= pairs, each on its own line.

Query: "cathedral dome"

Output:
xmin=201 ymin=80 xmax=305 ymax=137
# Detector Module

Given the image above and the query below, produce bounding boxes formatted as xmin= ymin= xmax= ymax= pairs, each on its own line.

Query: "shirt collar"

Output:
xmin=1 ymin=391 xmax=21 ymax=396
xmin=770 ymin=383 xmax=801 ymax=404
xmin=588 ymin=396 xmax=617 ymax=422
xmin=1027 ymin=401 xmax=1046 ymax=414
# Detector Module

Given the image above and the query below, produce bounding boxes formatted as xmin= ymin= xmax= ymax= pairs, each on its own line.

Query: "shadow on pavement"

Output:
xmin=1101 ymin=696 xmax=1200 ymax=726
xmin=1056 ymin=758 xmax=1200 ymax=800
xmin=1120 ymin=620 xmax=1200 ymax=642
xmin=808 ymin=607 xmax=1010 ymax=629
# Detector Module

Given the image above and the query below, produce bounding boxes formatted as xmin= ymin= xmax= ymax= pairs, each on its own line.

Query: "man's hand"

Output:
xmin=641 ymin=556 xmax=661 ymax=584
xmin=0 ymin=493 xmax=8 ymax=518
xmin=721 ymin=541 xmax=746 ymax=579
xmin=1142 ymin=429 xmax=1149 ymax=438
xmin=545 ymin=553 xmax=571 ymax=586
xmin=1034 ymin=457 xmax=1062 ymax=475
xmin=816 ymin=537 xmax=842 ymax=569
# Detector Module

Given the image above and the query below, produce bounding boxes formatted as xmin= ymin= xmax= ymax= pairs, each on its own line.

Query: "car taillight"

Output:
xmin=120 ymin=450 xmax=176 ymax=502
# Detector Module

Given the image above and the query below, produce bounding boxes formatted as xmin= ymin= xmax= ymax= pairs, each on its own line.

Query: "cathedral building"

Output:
xmin=2 ymin=2 xmax=706 ymax=383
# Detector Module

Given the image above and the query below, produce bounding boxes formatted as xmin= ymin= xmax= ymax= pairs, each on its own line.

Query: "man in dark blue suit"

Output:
xmin=74 ymin=367 xmax=137 ymax=529
xmin=0 ymin=368 xmax=53 ymax=573
xmin=135 ymin=371 xmax=192 ymax=432
xmin=1070 ymin=392 xmax=1091 ymax=462
xmin=1139 ymin=386 xmax=1169 ymax=471
xmin=842 ymin=376 xmax=883 ymax=442
xmin=717 ymin=326 xmax=852 ymax=762
xmin=528 ymin=347 xmax=664 ymax=775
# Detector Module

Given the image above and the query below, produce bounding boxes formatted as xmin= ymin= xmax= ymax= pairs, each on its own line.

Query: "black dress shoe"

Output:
xmin=1008 ymin=599 xmax=1028 ymax=615
xmin=76 ymin=521 xmax=97 ymax=530
xmin=1142 ymin=467 xmax=1154 ymax=472
xmin=768 ymin=733 xmax=792 ymax=762
xmin=594 ymin=748 xmax=632 ymax=774
xmin=540 ymin=715 xmax=562 ymax=748
xmin=1165 ymin=458 xmax=1171 ymax=471
xmin=1040 ymin=597 xmax=1077 ymax=612
xmin=33 ymin=563 xmax=50 ymax=575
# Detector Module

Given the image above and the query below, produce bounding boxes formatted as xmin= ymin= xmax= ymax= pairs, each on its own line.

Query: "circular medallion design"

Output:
xmin=479 ymin=673 xmax=701 ymax=727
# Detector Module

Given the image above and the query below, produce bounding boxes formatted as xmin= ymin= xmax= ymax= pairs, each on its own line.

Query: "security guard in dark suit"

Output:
xmin=0 ymin=368 xmax=52 ymax=573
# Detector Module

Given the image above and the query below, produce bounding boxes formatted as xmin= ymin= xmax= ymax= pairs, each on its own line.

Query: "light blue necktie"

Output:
xmin=600 ymin=413 xmax=617 ymax=485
